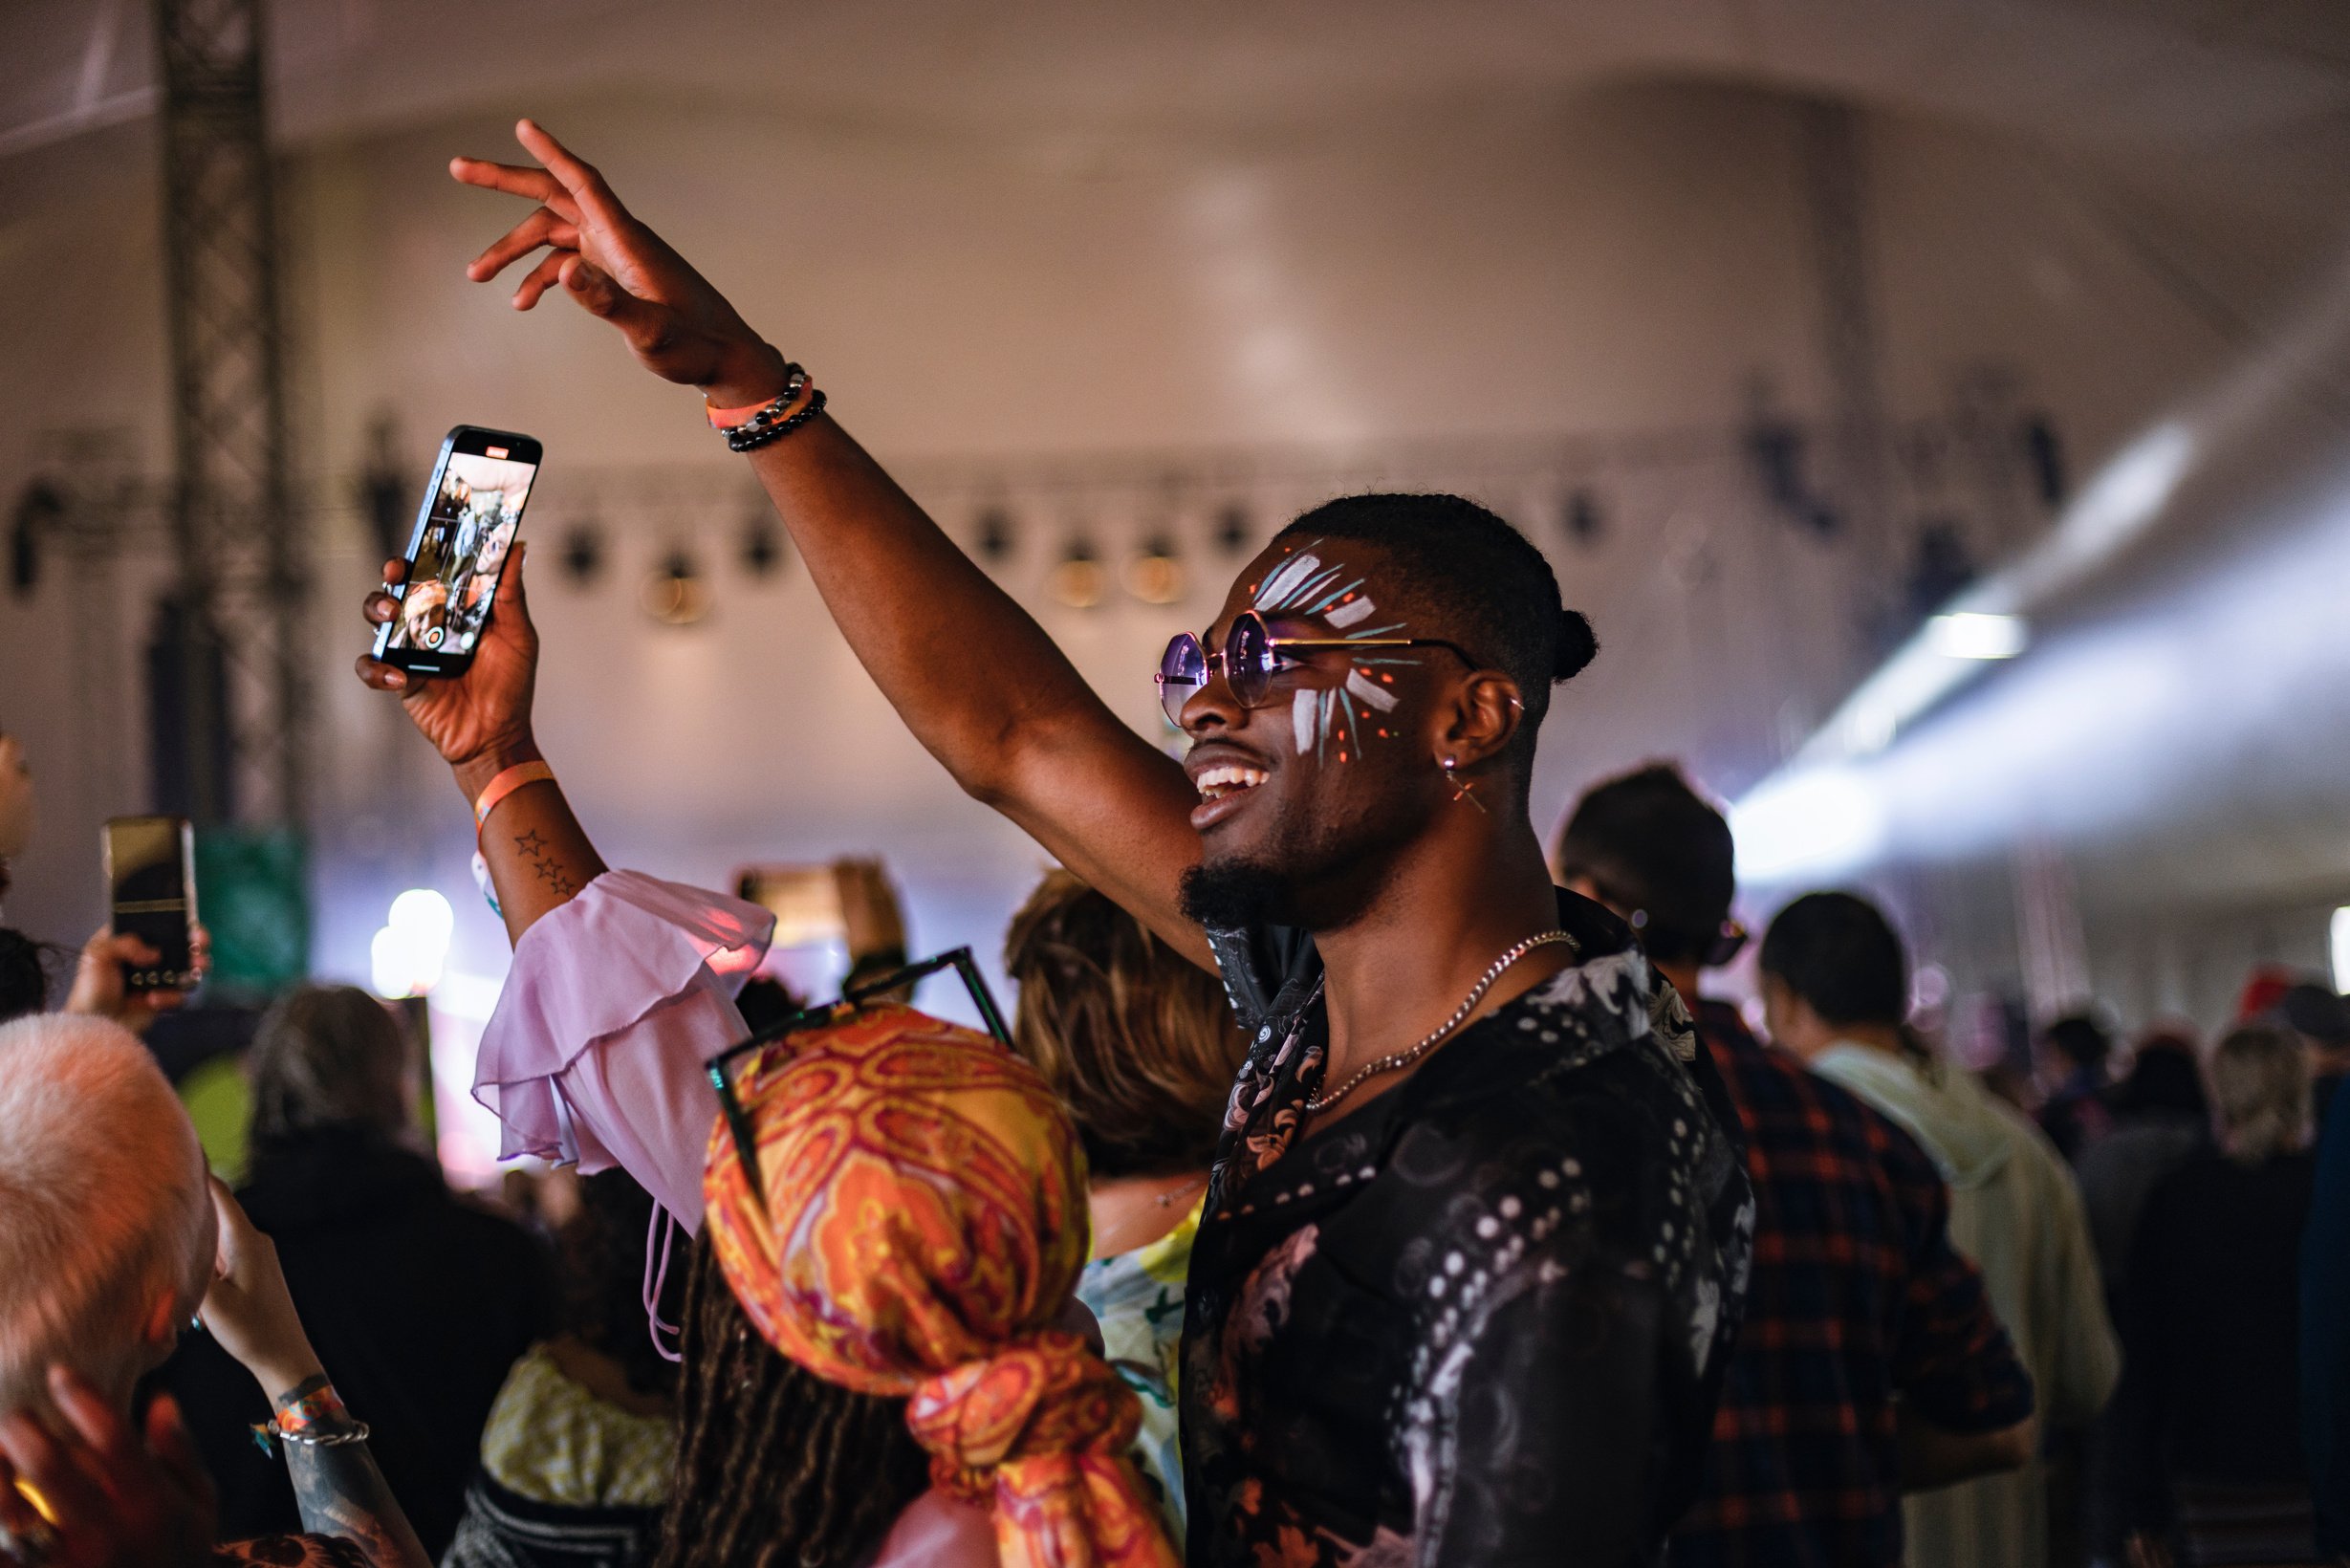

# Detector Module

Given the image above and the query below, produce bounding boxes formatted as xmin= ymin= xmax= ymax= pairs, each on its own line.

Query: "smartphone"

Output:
xmin=103 ymin=816 xmax=197 ymax=992
xmin=372 ymin=425 xmax=544 ymax=677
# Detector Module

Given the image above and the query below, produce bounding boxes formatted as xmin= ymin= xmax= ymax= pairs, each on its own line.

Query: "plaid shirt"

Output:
xmin=1669 ymin=1001 xmax=2034 ymax=1568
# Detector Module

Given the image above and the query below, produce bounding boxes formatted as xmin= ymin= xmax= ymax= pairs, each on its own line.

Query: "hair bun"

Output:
xmin=1554 ymin=609 xmax=1598 ymax=681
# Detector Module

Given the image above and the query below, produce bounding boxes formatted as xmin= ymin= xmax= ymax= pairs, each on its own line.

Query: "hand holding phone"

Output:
xmin=371 ymin=426 xmax=542 ymax=680
xmin=66 ymin=924 xmax=209 ymax=1034
xmin=101 ymin=816 xmax=198 ymax=994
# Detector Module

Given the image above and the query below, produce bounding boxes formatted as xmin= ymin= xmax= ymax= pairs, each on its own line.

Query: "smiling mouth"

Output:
xmin=1193 ymin=764 xmax=1269 ymax=802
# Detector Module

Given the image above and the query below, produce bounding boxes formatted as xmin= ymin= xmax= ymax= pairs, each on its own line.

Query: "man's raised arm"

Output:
xmin=450 ymin=120 xmax=1208 ymax=963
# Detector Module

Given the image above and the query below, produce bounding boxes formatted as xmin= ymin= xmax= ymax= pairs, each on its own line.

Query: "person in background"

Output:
xmin=2075 ymin=1028 xmax=2209 ymax=1303
xmin=1759 ymin=892 xmax=2120 ymax=1568
xmin=445 ymin=1171 xmax=683 ymax=1568
xmin=1554 ymin=765 xmax=2035 ymax=1568
xmin=2272 ymin=982 xmax=2350 ymax=1135
xmin=159 ymin=984 xmax=555 ymax=1560
xmin=1001 ymin=869 xmax=1251 ymax=1544
xmin=700 ymin=1004 xmax=1174 ymax=1565
xmin=2075 ymin=1029 xmax=2212 ymax=1563
xmin=2113 ymin=1024 xmax=2321 ymax=1567
xmin=2301 ymin=1070 xmax=2350 ymax=1560
xmin=2036 ymin=1012 xmax=2117 ymax=1163
xmin=652 ymin=1231 xmax=947 ymax=1568
xmin=0 ymin=1012 xmax=431 ymax=1568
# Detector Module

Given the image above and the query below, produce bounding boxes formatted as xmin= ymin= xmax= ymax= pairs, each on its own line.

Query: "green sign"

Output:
xmin=194 ymin=825 xmax=310 ymax=997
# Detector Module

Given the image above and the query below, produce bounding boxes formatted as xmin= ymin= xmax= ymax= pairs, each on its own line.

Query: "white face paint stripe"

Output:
xmin=1345 ymin=669 xmax=1399 ymax=712
xmin=1292 ymin=688 xmax=1320 ymax=754
xmin=1325 ymin=596 xmax=1378 ymax=629
xmin=1257 ymin=552 xmax=1322 ymax=610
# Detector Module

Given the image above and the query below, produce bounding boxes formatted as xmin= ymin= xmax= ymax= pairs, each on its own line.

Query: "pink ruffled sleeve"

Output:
xmin=474 ymin=870 xmax=774 ymax=1230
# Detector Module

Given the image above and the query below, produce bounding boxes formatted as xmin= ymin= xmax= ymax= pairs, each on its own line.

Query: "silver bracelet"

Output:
xmin=281 ymin=1420 xmax=373 ymax=1448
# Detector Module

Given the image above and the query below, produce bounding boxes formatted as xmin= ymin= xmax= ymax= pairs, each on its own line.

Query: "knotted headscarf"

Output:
xmin=703 ymin=1003 xmax=1177 ymax=1568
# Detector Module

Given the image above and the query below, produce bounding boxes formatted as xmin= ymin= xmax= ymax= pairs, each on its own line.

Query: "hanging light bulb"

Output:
xmin=1125 ymin=533 xmax=1185 ymax=605
xmin=742 ymin=508 xmax=785 ymax=578
xmin=1562 ymin=488 xmax=1603 ymax=547
xmin=975 ymin=505 xmax=1014 ymax=564
xmin=560 ymin=523 xmax=604 ymax=586
xmin=642 ymin=548 xmax=710 ymax=625
xmin=1215 ymin=503 xmax=1252 ymax=556
xmin=1048 ymin=538 xmax=1105 ymax=609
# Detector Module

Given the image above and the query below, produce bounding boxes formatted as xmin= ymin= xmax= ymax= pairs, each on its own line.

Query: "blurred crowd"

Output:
xmin=1 ymin=115 xmax=2345 ymax=1568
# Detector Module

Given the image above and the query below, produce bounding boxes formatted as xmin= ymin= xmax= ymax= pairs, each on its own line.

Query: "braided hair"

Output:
xmin=652 ymin=1231 xmax=931 ymax=1568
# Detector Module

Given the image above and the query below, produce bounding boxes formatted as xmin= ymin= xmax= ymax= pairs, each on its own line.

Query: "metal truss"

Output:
xmin=153 ymin=0 xmax=308 ymax=826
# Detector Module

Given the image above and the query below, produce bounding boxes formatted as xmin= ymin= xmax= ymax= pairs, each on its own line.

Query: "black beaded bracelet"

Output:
xmin=729 ymin=387 xmax=827 ymax=453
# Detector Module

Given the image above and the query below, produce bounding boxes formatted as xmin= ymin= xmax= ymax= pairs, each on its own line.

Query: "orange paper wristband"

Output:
xmin=472 ymin=760 xmax=555 ymax=836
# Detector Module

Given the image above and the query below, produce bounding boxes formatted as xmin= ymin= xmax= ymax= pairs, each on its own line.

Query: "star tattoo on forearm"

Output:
xmin=513 ymin=828 xmax=578 ymax=898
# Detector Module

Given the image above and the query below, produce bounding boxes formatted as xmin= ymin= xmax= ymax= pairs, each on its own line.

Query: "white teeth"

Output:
xmin=1193 ymin=764 xmax=1269 ymax=801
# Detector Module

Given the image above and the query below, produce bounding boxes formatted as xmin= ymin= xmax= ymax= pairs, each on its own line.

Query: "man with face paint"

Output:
xmin=368 ymin=120 xmax=1754 ymax=1567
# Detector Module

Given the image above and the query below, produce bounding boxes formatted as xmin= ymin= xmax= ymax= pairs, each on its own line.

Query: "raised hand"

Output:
xmin=452 ymin=119 xmax=790 ymax=405
xmin=64 ymin=925 xmax=212 ymax=1034
xmin=356 ymin=543 xmax=541 ymax=778
xmin=198 ymin=1177 xmax=326 ymax=1402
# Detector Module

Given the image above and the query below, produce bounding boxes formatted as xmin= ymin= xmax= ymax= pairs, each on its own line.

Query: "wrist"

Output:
xmin=256 ymin=1354 xmax=328 ymax=1407
xmin=701 ymin=339 xmax=793 ymax=410
xmin=451 ymin=735 xmax=544 ymax=804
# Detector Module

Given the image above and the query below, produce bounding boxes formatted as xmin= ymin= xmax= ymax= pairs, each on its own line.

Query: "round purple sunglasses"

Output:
xmin=1154 ymin=609 xmax=1480 ymax=728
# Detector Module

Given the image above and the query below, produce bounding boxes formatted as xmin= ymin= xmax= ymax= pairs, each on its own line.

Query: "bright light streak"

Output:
xmin=1730 ymin=768 xmax=1885 ymax=883
xmin=2333 ymin=906 xmax=2350 ymax=993
xmin=371 ymin=887 xmax=454 ymax=998
xmin=1928 ymin=612 xmax=2029 ymax=661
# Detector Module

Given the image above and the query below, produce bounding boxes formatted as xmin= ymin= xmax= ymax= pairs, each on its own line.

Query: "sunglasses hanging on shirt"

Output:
xmin=702 ymin=947 xmax=1013 ymax=1206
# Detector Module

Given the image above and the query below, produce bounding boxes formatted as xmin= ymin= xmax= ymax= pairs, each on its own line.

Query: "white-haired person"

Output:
xmin=0 ymin=1013 xmax=432 ymax=1568
xmin=2109 ymin=1023 xmax=2324 ymax=1568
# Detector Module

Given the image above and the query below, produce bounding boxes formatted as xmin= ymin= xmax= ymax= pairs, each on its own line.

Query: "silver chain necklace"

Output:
xmin=1303 ymin=929 xmax=1580 ymax=1114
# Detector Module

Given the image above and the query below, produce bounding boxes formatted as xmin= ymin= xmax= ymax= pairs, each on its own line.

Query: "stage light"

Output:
xmin=976 ymin=506 xmax=1014 ymax=564
xmin=2332 ymin=907 xmax=2350 ymax=992
xmin=742 ymin=510 xmax=785 ymax=577
xmin=1126 ymin=534 xmax=1185 ymax=604
xmin=371 ymin=887 xmax=453 ymax=998
xmin=1928 ymin=612 xmax=2029 ymax=661
xmin=1730 ymin=767 xmax=1884 ymax=883
xmin=1049 ymin=539 xmax=1105 ymax=609
xmin=1215 ymin=504 xmax=1252 ymax=556
xmin=643 ymin=549 xmax=710 ymax=625
xmin=561 ymin=524 xmax=603 ymax=586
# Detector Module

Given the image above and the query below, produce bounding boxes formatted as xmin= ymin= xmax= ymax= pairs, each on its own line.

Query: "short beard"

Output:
xmin=1178 ymin=860 xmax=1292 ymax=931
xmin=1178 ymin=809 xmax=1409 ymax=935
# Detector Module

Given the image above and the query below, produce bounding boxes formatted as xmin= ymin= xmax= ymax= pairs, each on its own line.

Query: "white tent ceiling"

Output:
xmin=9 ymin=0 xmax=2350 ymax=164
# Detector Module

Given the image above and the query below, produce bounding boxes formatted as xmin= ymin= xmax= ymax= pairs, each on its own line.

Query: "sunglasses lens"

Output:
xmin=1228 ymin=614 xmax=1273 ymax=707
xmin=1158 ymin=634 xmax=1206 ymax=726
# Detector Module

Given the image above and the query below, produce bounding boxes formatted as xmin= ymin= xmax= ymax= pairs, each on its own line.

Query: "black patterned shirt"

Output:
xmin=1184 ymin=891 xmax=1754 ymax=1567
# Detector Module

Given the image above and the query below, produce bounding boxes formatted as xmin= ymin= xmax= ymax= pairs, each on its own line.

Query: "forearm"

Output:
xmin=453 ymin=740 xmax=609 ymax=946
xmin=739 ymin=409 xmax=1121 ymax=797
xmin=1897 ymin=1405 xmax=2035 ymax=1491
xmin=270 ymin=1376 xmax=432 ymax=1568
xmin=734 ymin=403 xmax=1210 ymax=958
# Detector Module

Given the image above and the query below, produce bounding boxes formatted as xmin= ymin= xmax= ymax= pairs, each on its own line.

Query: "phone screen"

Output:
xmin=104 ymin=816 xmax=195 ymax=991
xmin=378 ymin=432 xmax=540 ymax=664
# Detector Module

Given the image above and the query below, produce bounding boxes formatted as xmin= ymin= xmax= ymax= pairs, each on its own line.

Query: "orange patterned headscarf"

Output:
xmin=703 ymin=1003 xmax=1177 ymax=1568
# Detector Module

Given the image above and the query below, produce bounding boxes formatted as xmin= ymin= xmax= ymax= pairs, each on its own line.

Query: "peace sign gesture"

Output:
xmin=453 ymin=119 xmax=792 ymax=407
